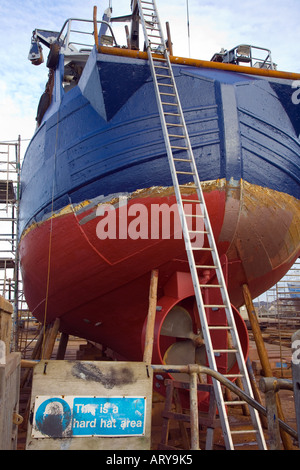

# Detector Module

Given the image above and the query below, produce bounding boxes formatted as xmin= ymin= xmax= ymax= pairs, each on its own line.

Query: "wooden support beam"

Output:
xmin=42 ymin=318 xmax=60 ymax=360
xmin=246 ymin=357 xmax=268 ymax=429
xmin=0 ymin=352 xmax=21 ymax=449
xmin=143 ymin=269 xmax=159 ymax=364
xmin=56 ymin=332 xmax=69 ymax=360
xmin=21 ymin=360 xmax=38 ymax=368
xmin=173 ymin=388 xmax=190 ymax=449
xmin=31 ymin=327 xmax=45 ymax=359
xmin=242 ymin=283 xmax=293 ymax=450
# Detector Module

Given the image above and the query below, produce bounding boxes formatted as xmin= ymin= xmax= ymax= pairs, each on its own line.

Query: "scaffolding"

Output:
xmin=0 ymin=137 xmax=32 ymax=354
xmin=253 ymin=259 xmax=300 ymax=366
xmin=264 ymin=260 xmax=300 ymax=322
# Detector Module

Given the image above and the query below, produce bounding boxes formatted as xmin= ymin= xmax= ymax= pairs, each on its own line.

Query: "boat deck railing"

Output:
xmin=211 ymin=44 xmax=276 ymax=70
xmin=57 ymin=18 xmax=118 ymax=54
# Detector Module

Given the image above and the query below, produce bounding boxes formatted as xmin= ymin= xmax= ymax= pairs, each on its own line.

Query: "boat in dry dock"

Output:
xmin=20 ymin=2 xmax=300 ymax=401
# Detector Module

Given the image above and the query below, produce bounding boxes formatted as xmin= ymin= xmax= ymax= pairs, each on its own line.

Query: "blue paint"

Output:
xmin=20 ymin=47 xmax=300 ymax=235
xmin=72 ymin=397 xmax=146 ymax=436
xmin=34 ymin=397 xmax=72 ymax=438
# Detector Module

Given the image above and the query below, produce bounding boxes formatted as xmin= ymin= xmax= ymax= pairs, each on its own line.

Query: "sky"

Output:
xmin=0 ymin=0 xmax=300 ymax=156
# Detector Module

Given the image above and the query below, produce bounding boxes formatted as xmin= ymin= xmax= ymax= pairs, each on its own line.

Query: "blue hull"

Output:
xmin=20 ymin=47 xmax=300 ymax=235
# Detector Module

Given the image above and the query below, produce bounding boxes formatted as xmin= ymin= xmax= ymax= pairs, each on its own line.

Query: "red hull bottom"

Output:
xmin=20 ymin=179 xmax=299 ymax=386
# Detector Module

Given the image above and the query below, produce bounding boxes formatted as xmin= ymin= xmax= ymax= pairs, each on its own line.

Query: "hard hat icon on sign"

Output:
xmin=34 ymin=397 xmax=72 ymax=438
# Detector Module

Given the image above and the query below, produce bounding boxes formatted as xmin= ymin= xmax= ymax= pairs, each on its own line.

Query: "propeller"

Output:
xmin=161 ymin=305 xmax=206 ymax=381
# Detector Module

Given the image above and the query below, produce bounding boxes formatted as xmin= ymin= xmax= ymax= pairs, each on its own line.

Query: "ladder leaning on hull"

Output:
xmin=136 ymin=0 xmax=267 ymax=450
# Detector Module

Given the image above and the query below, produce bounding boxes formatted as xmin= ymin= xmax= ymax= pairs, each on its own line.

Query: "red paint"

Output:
xmin=19 ymin=186 xmax=297 ymax=368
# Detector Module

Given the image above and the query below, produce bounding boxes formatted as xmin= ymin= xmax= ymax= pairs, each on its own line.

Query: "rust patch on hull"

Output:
xmin=220 ymin=179 xmax=300 ymax=279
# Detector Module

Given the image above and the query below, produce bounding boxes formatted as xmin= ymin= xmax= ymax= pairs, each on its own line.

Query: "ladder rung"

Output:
xmin=164 ymin=112 xmax=181 ymax=117
xmin=213 ymin=348 xmax=237 ymax=353
xmin=208 ymin=326 xmax=232 ymax=330
xmin=171 ymin=145 xmax=189 ymax=150
xmin=230 ymin=430 xmax=257 ymax=435
xmin=159 ymin=83 xmax=174 ymax=87
xmin=176 ymin=170 xmax=194 ymax=175
xmin=223 ymin=373 xmax=243 ymax=378
xmin=155 ymin=65 xmax=169 ymax=69
xmin=204 ymin=305 xmax=226 ymax=308
xmin=198 ymin=284 xmax=222 ymax=288
xmin=174 ymin=159 xmax=192 ymax=163
xmin=157 ymin=74 xmax=171 ymax=78
xmin=160 ymin=92 xmax=176 ymax=97
xmin=191 ymin=246 xmax=212 ymax=250
xmin=195 ymin=265 xmax=217 ymax=269
xmin=224 ymin=401 xmax=247 ymax=406
xmin=189 ymin=230 xmax=207 ymax=234
xmin=181 ymin=198 xmax=200 ymax=202
xmin=162 ymin=102 xmax=178 ymax=106
xmin=151 ymin=55 xmax=166 ymax=61
xmin=166 ymin=122 xmax=183 ymax=126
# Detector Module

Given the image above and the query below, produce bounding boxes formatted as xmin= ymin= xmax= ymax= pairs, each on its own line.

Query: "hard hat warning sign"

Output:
xmin=32 ymin=396 xmax=146 ymax=438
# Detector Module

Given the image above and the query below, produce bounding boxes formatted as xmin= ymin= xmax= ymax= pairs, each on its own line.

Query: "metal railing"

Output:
xmin=211 ymin=44 xmax=276 ymax=70
xmin=152 ymin=363 xmax=298 ymax=450
xmin=56 ymin=17 xmax=118 ymax=53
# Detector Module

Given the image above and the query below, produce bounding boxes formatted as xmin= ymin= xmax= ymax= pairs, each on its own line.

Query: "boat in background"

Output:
xmin=20 ymin=3 xmax=300 ymax=395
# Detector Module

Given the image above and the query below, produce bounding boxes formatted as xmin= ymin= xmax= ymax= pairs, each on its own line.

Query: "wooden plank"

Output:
xmin=56 ymin=332 xmax=69 ymax=360
xmin=0 ymin=352 xmax=21 ymax=450
xmin=0 ymin=296 xmax=13 ymax=355
xmin=26 ymin=360 xmax=153 ymax=450
xmin=243 ymin=283 xmax=293 ymax=450
xmin=143 ymin=269 xmax=159 ymax=364
xmin=42 ymin=318 xmax=60 ymax=359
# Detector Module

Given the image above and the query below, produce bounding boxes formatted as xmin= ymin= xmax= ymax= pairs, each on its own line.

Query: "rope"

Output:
xmin=41 ymin=111 xmax=60 ymax=359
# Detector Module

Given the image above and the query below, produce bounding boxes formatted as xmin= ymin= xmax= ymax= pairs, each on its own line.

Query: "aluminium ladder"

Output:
xmin=137 ymin=0 xmax=267 ymax=450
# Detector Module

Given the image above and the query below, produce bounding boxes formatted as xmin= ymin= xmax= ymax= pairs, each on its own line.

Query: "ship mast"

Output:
xmin=130 ymin=0 xmax=140 ymax=50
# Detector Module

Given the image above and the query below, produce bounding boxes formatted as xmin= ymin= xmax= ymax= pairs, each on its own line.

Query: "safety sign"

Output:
xmin=32 ymin=395 xmax=146 ymax=438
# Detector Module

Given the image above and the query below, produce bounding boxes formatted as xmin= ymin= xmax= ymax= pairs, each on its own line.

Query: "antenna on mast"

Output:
xmin=186 ymin=0 xmax=191 ymax=57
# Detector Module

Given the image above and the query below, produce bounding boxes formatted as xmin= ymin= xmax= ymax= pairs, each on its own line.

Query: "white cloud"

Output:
xmin=0 ymin=80 xmax=36 ymax=144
